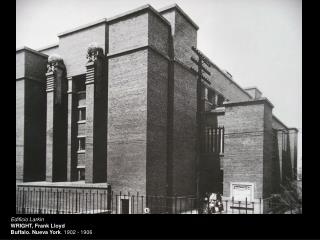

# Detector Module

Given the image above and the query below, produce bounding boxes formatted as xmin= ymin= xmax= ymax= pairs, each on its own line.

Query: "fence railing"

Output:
xmin=16 ymin=186 xmax=299 ymax=214
xmin=16 ymin=185 xmax=111 ymax=214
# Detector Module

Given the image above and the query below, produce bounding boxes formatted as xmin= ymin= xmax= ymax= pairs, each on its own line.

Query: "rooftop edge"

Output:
xmin=16 ymin=46 xmax=48 ymax=58
xmin=58 ymin=4 xmax=171 ymax=37
xmin=37 ymin=43 xmax=59 ymax=52
xmin=158 ymin=3 xmax=199 ymax=30
xmin=224 ymin=97 xmax=274 ymax=109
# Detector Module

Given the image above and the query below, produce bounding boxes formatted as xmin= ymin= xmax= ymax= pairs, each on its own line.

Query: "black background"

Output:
xmin=0 ymin=0 xmax=314 ymax=239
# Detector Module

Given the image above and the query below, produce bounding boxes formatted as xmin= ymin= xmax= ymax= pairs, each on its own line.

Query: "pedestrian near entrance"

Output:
xmin=216 ymin=192 xmax=224 ymax=213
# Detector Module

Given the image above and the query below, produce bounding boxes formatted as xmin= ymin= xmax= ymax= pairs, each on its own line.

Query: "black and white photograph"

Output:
xmin=16 ymin=0 xmax=302 ymax=215
xmin=13 ymin=0 xmax=304 ymax=238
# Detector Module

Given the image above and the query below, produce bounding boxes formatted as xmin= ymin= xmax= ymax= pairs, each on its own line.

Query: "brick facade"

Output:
xmin=16 ymin=4 xmax=298 ymax=212
xmin=16 ymin=48 xmax=47 ymax=182
xmin=222 ymin=99 xmax=273 ymax=200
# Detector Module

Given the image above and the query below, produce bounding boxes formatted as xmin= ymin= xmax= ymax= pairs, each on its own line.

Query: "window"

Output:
xmin=208 ymin=90 xmax=214 ymax=104
xmin=282 ymin=131 xmax=288 ymax=152
xmin=77 ymin=168 xmax=85 ymax=181
xmin=78 ymin=107 xmax=86 ymax=121
xmin=217 ymin=95 xmax=225 ymax=107
xmin=204 ymin=88 xmax=208 ymax=100
xmin=203 ymin=126 xmax=224 ymax=154
xmin=77 ymin=91 xmax=86 ymax=108
xmin=78 ymin=137 xmax=86 ymax=152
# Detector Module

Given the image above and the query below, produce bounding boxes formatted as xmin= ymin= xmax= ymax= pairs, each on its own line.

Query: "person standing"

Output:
xmin=216 ymin=192 xmax=224 ymax=213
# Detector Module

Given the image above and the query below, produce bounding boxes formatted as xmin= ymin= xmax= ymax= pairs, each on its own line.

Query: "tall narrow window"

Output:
xmin=204 ymin=88 xmax=208 ymax=100
xmin=77 ymin=168 xmax=85 ymax=181
xmin=208 ymin=90 xmax=214 ymax=104
xmin=78 ymin=107 xmax=86 ymax=121
xmin=217 ymin=95 xmax=225 ymax=107
xmin=78 ymin=137 xmax=86 ymax=152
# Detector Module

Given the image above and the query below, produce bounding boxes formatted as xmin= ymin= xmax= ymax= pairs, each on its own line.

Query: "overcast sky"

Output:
xmin=16 ymin=0 xmax=302 ymax=165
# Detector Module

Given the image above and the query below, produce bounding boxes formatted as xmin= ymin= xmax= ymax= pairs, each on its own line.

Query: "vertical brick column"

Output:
xmin=223 ymin=99 xmax=274 ymax=200
xmin=45 ymin=55 xmax=68 ymax=182
xmin=85 ymin=44 xmax=108 ymax=183
xmin=45 ymin=71 xmax=55 ymax=181
xmin=67 ymin=77 xmax=78 ymax=181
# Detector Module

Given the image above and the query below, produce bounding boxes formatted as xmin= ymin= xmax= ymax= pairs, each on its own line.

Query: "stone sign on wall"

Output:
xmin=230 ymin=182 xmax=254 ymax=202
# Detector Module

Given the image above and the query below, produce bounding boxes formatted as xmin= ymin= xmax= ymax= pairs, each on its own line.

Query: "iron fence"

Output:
xmin=16 ymin=186 xmax=299 ymax=214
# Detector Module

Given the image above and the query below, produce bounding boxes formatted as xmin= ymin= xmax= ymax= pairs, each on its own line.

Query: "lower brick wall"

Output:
xmin=16 ymin=80 xmax=25 ymax=182
xmin=146 ymin=50 xmax=168 ymax=196
xmin=263 ymin=104 xmax=274 ymax=198
xmin=171 ymin=63 xmax=197 ymax=196
xmin=107 ymin=50 xmax=148 ymax=195
xmin=223 ymin=102 xmax=266 ymax=199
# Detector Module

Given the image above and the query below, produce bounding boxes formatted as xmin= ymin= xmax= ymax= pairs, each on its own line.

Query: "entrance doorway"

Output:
xmin=121 ymin=199 xmax=129 ymax=214
xmin=117 ymin=196 xmax=131 ymax=214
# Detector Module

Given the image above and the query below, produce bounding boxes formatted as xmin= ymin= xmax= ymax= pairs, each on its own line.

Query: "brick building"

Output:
xmin=16 ymin=4 xmax=298 ymax=212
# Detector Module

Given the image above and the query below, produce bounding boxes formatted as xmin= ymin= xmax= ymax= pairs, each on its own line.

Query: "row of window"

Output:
xmin=76 ymin=89 xmax=86 ymax=181
xmin=77 ymin=91 xmax=86 ymax=151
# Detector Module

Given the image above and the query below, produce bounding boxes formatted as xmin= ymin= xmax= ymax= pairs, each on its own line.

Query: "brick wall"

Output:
xmin=160 ymin=8 xmax=197 ymax=68
xmin=16 ymin=79 xmax=24 ymax=182
xmin=171 ymin=62 xmax=197 ymax=196
xmin=107 ymin=9 xmax=171 ymax=196
xmin=148 ymin=13 xmax=170 ymax=57
xmin=16 ymin=51 xmax=25 ymax=79
xmin=223 ymin=101 xmax=266 ymax=199
xmin=208 ymin=67 xmax=251 ymax=102
xmin=59 ymin=23 xmax=107 ymax=77
xmin=24 ymin=79 xmax=46 ymax=181
xmin=85 ymin=56 xmax=108 ymax=183
xmin=16 ymin=49 xmax=47 ymax=182
xmin=107 ymin=50 xmax=148 ymax=195
xmin=46 ymin=92 xmax=54 ymax=181
xmin=46 ymin=66 xmax=68 ymax=182
xmin=146 ymin=50 xmax=169 ymax=196
xmin=109 ymin=13 xmax=148 ymax=54
xmin=263 ymin=103 xmax=274 ymax=198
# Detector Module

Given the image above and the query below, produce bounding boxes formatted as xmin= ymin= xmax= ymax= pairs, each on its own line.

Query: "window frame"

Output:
xmin=77 ymin=166 xmax=85 ymax=181
xmin=77 ymin=136 xmax=86 ymax=153
xmin=77 ymin=105 xmax=86 ymax=123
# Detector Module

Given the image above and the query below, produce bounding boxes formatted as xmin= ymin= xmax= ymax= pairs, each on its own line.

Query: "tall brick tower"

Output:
xmin=107 ymin=6 xmax=170 ymax=196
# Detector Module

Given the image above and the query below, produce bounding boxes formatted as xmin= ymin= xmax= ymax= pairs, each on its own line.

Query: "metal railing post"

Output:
xmin=75 ymin=190 xmax=78 ymax=213
xmin=22 ymin=188 xmax=25 ymax=214
xmin=107 ymin=185 xmax=111 ymax=212
xmin=38 ymin=190 xmax=42 ymax=214
xmin=226 ymin=200 xmax=228 ymax=214
xmin=259 ymin=198 xmax=262 ymax=214
xmin=252 ymin=202 xmax=255 ymax=214
xmin=245 ymin=197 xmax=247 ymax=214
xmin=56 ymin=190 xmax=59 ymax=214
xmin=232 ymin=197 xmax=234 ymax=214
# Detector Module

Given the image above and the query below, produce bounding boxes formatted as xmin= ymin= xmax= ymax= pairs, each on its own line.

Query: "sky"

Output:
xmin=16 ymin=0 xmax=302 ymax=167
